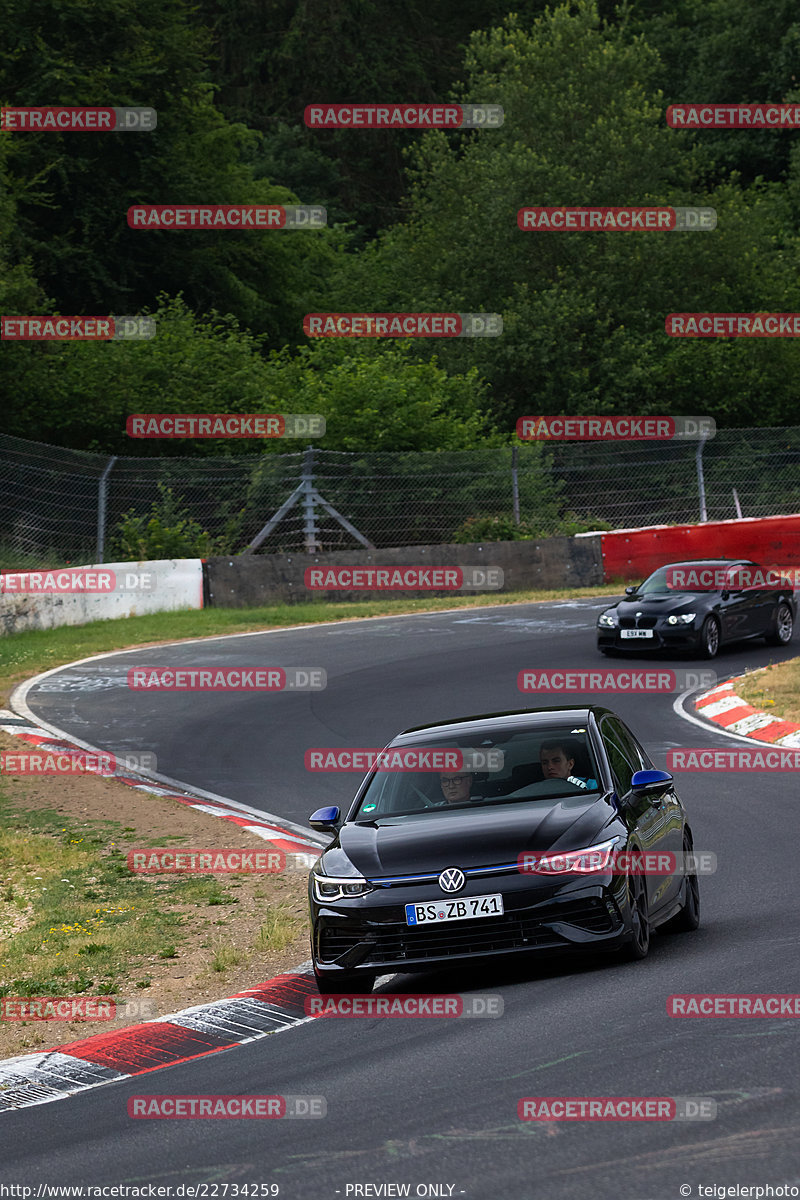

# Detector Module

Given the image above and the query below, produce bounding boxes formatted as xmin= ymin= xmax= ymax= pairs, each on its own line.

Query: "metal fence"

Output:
xmin=1 ymin=428 xmax=799 ymax=568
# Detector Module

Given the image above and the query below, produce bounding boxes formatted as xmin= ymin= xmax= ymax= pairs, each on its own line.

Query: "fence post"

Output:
xmin=511 ymin=445 xmax=520 ymax=525
xmin=695 ymin=436 xmax=708 ymax=523
xmin=302 ymin=445 xmax=321 ymax=552
xmin=96 ymin=455 xmax=118 ymax=563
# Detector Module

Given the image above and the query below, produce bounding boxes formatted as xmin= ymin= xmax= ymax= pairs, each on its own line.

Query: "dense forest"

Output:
xmin=2 ymin=0 xmax=800 ymax=456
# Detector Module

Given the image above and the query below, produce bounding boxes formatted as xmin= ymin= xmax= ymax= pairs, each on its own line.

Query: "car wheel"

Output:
xmin=663 ymin=835 xmax=700 ymax=933
xmin=765 ymin=601 xmax=794 ymax=646
xmin=314 ymin=969 xmax=374 ymax=995
xmin=621 ymin=871 xmax=650 ymax=961
xmin=698 ymin=615 xmax=720 ymax=658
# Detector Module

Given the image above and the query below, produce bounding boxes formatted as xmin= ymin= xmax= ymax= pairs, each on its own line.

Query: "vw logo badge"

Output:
xmin=438 ymin=867 xmax=465 ymax=894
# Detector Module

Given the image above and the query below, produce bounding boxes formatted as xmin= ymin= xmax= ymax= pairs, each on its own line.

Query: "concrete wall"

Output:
xmin=204 ymin=537 xmax=605 ymax=607
xmin=0 ymin=559 xmax=204 ymax=635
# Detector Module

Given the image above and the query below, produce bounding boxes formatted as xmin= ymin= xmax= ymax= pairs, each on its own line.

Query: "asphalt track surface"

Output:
xmin=5 ymin=597 xmax=800 ymax=1199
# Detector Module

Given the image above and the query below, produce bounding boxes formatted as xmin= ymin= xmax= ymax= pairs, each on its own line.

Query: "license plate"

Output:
xmin=620 ymin=629 xmax=653 ymax=639
xmin=405 ymin=893 xmax=504 ymax=925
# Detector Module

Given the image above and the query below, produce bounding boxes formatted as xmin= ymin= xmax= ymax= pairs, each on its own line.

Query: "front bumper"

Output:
xmin=597 ymin=626 xmax=700 ymax=652
xmin=311 ymin=876 xmax=629 ymax=978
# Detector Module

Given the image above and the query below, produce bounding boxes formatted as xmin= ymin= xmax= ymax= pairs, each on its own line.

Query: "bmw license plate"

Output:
xmin=405 ymin=894 xmax=503 ymax=925
xmin=620 ymin=629 xmax=653 ymax=639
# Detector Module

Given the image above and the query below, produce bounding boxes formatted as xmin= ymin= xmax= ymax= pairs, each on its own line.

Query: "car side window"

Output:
xmin=600 ymin=717 xmax=637 ymax=796
xmin=620 ymin=724 xmax=653 ymax=772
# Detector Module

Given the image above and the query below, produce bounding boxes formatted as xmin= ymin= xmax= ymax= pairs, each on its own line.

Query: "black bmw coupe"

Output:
xmin=597 ymin=559 xmax=795 ymax=658
xmin=308 ymin=707 xmax=699 ymax=993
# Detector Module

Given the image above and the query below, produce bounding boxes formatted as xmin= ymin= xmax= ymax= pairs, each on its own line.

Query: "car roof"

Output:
xmin=397 ymin=706 xmax=614 ymax=742
xmin=652 ymin=558 xmax=756 ymax=569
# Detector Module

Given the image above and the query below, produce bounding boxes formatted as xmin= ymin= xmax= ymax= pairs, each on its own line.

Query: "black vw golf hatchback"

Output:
xmin=308 ymin=706 xmax=699 ymax=993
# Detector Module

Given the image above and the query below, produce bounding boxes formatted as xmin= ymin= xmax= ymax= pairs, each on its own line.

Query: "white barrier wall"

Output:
xmin=0 ymin=559 xmax=204 ymax=634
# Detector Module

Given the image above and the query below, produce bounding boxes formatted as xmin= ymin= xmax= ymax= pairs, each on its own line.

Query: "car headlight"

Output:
xmin=666 ymin=613 xmax=696 ymax=625
xmin=597 ymin=611 xmax=618 ymax=628
xmin=524 ymin=837 xmax=620 ymax=875
xmin=312 ymin=873 xmax=374 ymax=902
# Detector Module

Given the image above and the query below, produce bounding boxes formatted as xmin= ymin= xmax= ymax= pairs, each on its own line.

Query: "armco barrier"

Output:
xmin=204 ymin=538 xmax=604 ymax=606
xmin=600 ymin=515 xmax=800 ymax=583
xmin=0 ymin=559 xmax=204 ymax=635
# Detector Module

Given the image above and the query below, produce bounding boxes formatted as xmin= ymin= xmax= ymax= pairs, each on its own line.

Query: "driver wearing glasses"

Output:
xmin=437 ymin=772 xmax=476 ymax=804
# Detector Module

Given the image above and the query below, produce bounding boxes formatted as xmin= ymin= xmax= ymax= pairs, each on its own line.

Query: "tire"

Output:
xmin=662 ymin=835 xmax=700 ymax=933
xmin=698 ymin=615 xmax=720 ymax=659
xmin=765 ymin=601 xmax=793 ymax=647
xmin=314 ymin=969 xmax=374 ymax=995
xmin=621 ymin=871 xmax=650 ymax=961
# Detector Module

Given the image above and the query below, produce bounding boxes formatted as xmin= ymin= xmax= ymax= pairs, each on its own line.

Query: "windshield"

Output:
xmin=351 ymin=727 xmax=603 ymax=821
xmin=633 ymin=564 xmax=734 ymax=597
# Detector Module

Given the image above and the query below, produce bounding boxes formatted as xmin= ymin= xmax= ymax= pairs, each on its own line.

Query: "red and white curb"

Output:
xmin=0 ymin=709 xmax=324 ymax=861
xmin=0 ymin=712 xmax=330 ymax=1110
xmin=0 ymin=969 xmax=322 ymax=1112
xmin=692 ymin=676 xmax=800 ymax=747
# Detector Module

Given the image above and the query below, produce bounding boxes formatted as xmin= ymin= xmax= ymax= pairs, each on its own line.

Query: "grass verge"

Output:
xmin=736 ymin=660 xmax=800 ymax=724
xmin=0 ymin=795 xmax=247 ymax=999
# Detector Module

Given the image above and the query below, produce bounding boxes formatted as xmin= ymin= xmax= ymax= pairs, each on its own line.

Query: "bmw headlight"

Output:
xmin=597 ymin=611 xmax=618 ymax=628
xmin=312 ymin=873 xmax=374 ymax=902
xmin=667 ymin=613 xmax=696 ymax=625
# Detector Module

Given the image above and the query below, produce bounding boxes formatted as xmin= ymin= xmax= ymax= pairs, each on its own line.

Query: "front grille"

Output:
xmin=618 ymin=617 xmax=658 ymax=629
xmin=319 ymin=899 xmax=615 ymax=964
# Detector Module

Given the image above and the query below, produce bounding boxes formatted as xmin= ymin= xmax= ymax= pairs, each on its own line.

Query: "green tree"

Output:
xmin=333 ymin=2 xmax=800 ymax=427
xmin=0 ymin=0 xmax=341 ymax=340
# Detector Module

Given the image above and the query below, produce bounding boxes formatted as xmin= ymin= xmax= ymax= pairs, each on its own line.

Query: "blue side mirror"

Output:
xmin=309 ymin=805 xmax=340 ymax=832
xmin=629 ymin=769 xmax=673 ymax=800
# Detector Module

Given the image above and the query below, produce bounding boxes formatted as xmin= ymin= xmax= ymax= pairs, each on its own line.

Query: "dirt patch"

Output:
xmin=0 ymin=730 xmax=314 ymax=1060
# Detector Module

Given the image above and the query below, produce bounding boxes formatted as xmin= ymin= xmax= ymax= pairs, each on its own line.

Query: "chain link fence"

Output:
xmin=1 ymin=428 xmax=799 ymax=568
